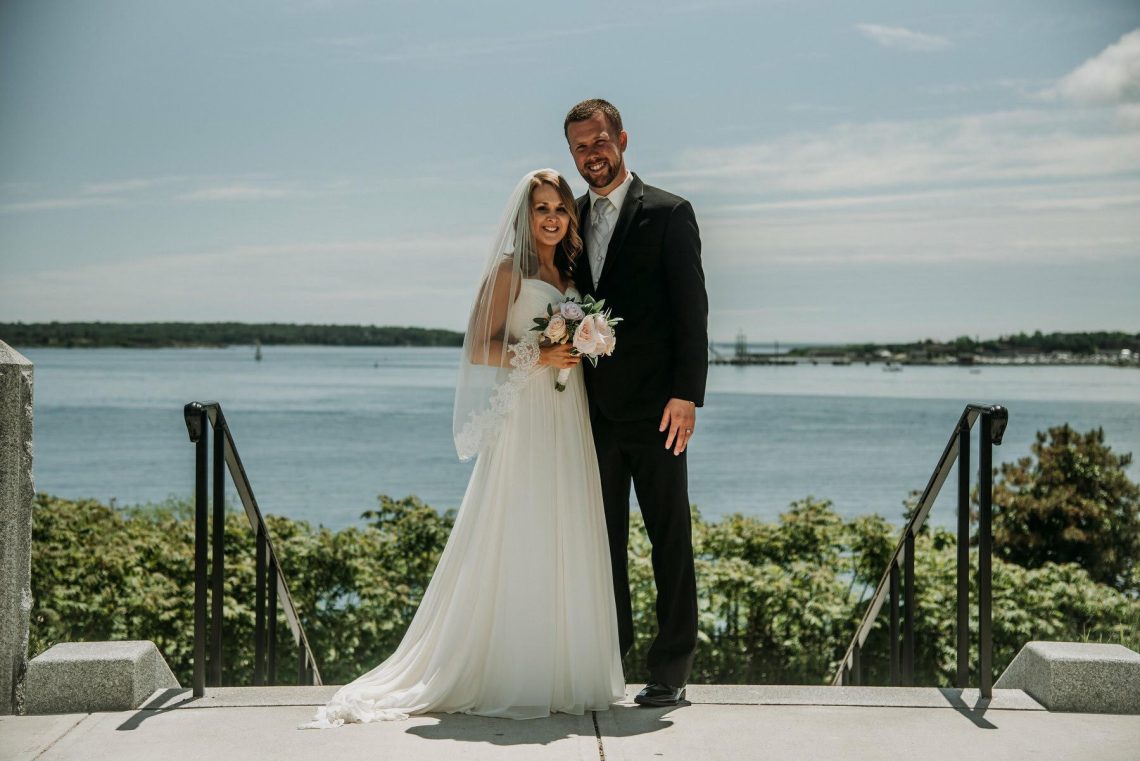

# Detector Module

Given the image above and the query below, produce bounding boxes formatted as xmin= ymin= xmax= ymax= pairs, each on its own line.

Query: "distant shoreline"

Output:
xmin=0 ymin=322 xmax=464 ymax=349
xmin=3 ymin=324 xmax=1138 ymax=368
xmin=712 ymin=330 xmax=1139 ymax=369
xmin=710 ymin=354 xmax=1139 ymax=368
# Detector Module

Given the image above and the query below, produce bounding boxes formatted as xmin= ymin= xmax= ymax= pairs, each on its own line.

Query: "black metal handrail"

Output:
xmin=183 ymin=401 xmax=322 ymax=696
xmin=832 ymin=403 xmax=1008 ymax=695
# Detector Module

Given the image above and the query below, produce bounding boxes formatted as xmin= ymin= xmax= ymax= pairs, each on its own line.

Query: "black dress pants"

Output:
xmin=591 ymin=412 xmax=698 ymax=687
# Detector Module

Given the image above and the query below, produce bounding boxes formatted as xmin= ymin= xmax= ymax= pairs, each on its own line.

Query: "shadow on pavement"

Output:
xmin=600 ymin=702 xmax=687 ymax=735
xmin=115 ymin=689 xmax=202 ymax=732
xmin=938 ymin=689 xmax=997 ymax=729
xmin=405 ymin=703 xmax=679 ymax=746
xmin=405 ymin=712 xmax=585 ymax=747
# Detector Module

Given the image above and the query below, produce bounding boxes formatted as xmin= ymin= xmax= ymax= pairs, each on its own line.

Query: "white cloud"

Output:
xmin=81 ymin=176 xmax=186 ymax=196
xmin=313 ymin=35 xmax=375 ymax=48
xmin=716 ymin=183 xmax=1140 ymax=216
xmin=176 ymin=183 xmax=302 ymax=202
xmin=1054 ymin=28 xmax=1140 ymax=105
xmin=1007 ymin=193 xmax=1140 ymax=212
xmin=855 ymin=23 xmax=951 ymax=53
xmin=1 ymin=175 xmax=361 ymax=213
xmin=702 ymin=192 xmax=1139 ymax=268
xmin=655 ymin=104 xmax=1140 ymax=342
xmin=1118 ymin=103 xmax=1140 ymax=129
xmin=657 ymin=108 xmax=1140 ymax=275
xmin=661 ymin=110 xmax=1140 ymax=195
xmin=784 ymin=102 xmax=844 ymax=114
xmin=0 ymin=196 xmax=126 ymax=213
xmin=1 ymin=233 xmax=488 ymax=327
xmin=360 ymin=23 xmax=625 ymax=63
xmin=919 ymin=78 xmax=1044 ymax=98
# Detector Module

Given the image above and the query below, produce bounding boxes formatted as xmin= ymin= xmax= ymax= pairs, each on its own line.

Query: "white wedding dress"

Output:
xmin=302 ymin=280 xmax=624 ymax=727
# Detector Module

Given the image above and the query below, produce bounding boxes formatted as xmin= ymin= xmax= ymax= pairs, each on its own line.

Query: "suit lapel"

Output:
xmin=574 ymin=194 xmax=593 ymax=295
xmin=598 ymin=174 xmax=644 ymax=289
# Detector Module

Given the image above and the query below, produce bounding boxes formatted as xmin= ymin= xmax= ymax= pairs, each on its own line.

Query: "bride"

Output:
xmin=301 ymin=169 xmax=625 ymax=727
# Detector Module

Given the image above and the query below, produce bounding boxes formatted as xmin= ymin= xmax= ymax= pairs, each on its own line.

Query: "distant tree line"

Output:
xmin=6 ymin=324 xmax=1135 ymax=356
xmin=0 ymin=322 xmax=464 ymax=349
xmin=791 ymin=331 xmax=1140 ymax=358
xmin=939 ymin=331 xmax=1139 ymax=356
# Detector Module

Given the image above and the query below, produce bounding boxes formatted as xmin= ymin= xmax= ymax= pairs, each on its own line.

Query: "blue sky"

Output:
xmin=2 ymin=0 xmax=1138 ymax=343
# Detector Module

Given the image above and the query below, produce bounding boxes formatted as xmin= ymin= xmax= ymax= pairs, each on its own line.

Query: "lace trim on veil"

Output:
xmin=454 ymin=332 xmax=540 ymax=461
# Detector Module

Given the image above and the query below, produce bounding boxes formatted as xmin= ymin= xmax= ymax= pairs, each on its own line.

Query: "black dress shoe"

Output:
xmin=634 ymin=682 xmax=686 ymax=707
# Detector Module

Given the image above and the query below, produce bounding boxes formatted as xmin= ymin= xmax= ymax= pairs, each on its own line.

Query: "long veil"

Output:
xmin=452 ymin=170 xmax=551 ymax=460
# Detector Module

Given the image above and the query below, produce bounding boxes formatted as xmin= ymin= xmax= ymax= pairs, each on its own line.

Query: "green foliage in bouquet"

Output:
xmin=530 ymin=294 xmax=622 ymax=368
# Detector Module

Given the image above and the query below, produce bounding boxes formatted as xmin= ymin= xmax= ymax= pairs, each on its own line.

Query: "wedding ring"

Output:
xmin=685 ymin=428 xmax=693 ymax=434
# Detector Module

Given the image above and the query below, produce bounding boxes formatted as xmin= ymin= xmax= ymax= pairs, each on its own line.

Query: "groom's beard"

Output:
xmin=581 ymin=158 xmax=624 ymax=189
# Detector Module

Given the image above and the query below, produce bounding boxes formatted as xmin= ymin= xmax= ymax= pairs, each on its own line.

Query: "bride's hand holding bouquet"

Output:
xmin=533 ymin=296 xmax=622 ymax=391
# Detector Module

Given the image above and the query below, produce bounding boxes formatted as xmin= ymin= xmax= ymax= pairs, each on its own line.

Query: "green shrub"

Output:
xmin=987 ymin=425 xmax=1140 ymax=593
xmin=31 ymin=492 xmax=1140 ymax=688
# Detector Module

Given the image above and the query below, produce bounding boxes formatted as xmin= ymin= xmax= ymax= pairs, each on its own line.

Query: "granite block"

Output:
xmin=995 ymin=641 xmax=1140 ymax=714
xmin=23 ymin=641 xmax=180 ymax=715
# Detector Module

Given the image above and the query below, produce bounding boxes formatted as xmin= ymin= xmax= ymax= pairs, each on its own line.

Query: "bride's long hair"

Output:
xmin=521 ymin=170 xmax=583 ymax=281
xmin=453 ymin=169 xmax=582 ymax=462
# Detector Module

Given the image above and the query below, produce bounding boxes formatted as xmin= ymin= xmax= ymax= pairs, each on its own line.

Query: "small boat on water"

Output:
xmin=883 ymin=362 xmax=902 ymax=372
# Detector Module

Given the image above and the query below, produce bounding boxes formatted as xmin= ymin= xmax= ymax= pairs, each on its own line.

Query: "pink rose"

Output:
xmin=543 ymin=314 xmax=568 ymax=343
xmin=560 ymin=301 xmax=586 ymax=321
xmin=573 ymin=315 xmax=604 ymax=356
xmin=594 ymin=314 xmax=616 ymax=356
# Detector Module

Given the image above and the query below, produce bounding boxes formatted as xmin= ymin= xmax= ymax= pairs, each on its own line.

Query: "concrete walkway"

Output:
xmin=3 ymin=685 xmax=1139 ymax=761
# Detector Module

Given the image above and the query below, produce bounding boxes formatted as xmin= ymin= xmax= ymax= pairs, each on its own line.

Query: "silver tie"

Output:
xmin=590 ymin=197 xmax=614 ymax=288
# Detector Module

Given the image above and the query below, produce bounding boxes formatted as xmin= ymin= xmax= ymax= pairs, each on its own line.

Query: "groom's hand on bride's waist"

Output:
xmin=660 ymin=398 xmax=697 ymax=456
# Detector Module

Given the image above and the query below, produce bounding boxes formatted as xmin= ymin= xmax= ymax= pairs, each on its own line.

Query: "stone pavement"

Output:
xmin=3 ymin=685 xmax=1139 ymax=761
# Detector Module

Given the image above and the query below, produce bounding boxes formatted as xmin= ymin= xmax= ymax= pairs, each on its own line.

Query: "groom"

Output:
xmin=564 ymin=99 xmax=708 ymax=707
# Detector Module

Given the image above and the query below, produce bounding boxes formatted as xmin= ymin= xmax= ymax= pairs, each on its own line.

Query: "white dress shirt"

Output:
xmin=587 ymin=170 xmax=633 ymax=286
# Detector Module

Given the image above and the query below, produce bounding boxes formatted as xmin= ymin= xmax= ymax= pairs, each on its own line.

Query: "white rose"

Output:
xmin=572 ymin=315 xmax=605 ymax=356
xmin=594 ymin=315 xmax=616 ymax=356
xmin=560 ymin=301 xmax=586 ymax=321
xmin=543 ymin=314 xmax=568 ymax=343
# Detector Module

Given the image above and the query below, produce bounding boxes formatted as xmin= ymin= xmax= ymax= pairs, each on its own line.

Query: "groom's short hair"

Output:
xmin=564 ymin=99 xmax=623 ymax=139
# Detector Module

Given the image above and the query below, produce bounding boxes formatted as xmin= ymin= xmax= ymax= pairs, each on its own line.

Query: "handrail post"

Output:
xmin=254 ymin=526 xmax=267 ymax=686
xmin=889 ymin=562 xmax=900 ymax=686
xmin=268 ymin=562 xmax=278 ymax=685
xmin=192 ymin=408 xmax=208 ymax=698
xmin=903 ymin=529 xmax=915 ymax=687
xmin=209 ymin=419 xmax=225 ymax=686
xmin=851 ymin=643 xmax=861 ymax=686
xmin=829 ymin=403 xmax=1008 ymax=691
xmin=956 ymin=419 xmax=970 ymax=688
xmin=183 ymin=400 xmax=330 ymax=690
xmin=979 ymin=413 xmax=994 ymax=698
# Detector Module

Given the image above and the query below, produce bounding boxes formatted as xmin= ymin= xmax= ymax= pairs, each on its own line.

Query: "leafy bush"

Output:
xmin=987 ymin=425 xmax=1140 ymax=593
xmin=31 ymin=490 xmax=1139 ymax=688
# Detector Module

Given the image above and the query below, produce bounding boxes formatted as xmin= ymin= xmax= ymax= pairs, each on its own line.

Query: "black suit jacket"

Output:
xmin=573 ymin=173 xmax=708 ymax=422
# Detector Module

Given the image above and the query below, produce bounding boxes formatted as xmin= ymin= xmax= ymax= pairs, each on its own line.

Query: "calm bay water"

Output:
xmin=19 ymin=346 xmax=1140 ymax=530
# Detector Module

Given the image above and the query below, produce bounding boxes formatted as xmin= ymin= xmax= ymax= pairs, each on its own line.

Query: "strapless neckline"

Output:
xmin=523 ymin=278 xmax=578 ymax=299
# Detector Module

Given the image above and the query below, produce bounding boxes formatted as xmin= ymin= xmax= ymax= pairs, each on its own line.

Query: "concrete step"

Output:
xmin=132 ymin=684 xmax=1046 ymax=712
xmin=3 ymin=686 xmax=1138 ymax=761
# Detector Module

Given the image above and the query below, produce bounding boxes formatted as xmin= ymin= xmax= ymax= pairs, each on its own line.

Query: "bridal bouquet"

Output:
xmin=531 ymin=296 xmax=622 ymax=392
